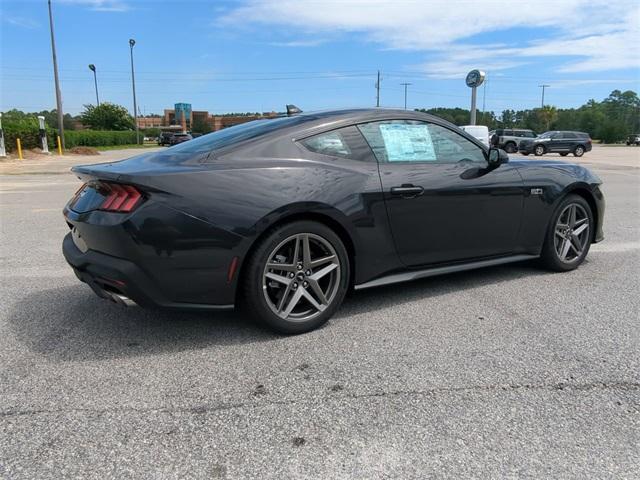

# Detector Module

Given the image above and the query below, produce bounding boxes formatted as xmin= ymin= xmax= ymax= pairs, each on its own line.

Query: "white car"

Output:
xmin=460 ymin=125 xmax=489 ymax=147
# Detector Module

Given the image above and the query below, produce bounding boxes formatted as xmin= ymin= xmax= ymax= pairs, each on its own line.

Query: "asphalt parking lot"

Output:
xmin=1 ymin=146 xmax=639 ymax=478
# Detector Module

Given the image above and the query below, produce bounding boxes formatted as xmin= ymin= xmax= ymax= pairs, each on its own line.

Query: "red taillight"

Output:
xmin=100 ymin=183 xmax=143 ymax=212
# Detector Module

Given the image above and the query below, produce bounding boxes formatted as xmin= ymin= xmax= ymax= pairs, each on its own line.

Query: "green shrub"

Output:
xmin=142 ymin=127 xmax=161 ymax=138
xmin=2 ymin=117 xmax=56 ymax=152
xmin=64 ymin=130 xmax=138 ymax=147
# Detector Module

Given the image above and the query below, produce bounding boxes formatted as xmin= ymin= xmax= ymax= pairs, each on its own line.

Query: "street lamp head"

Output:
xmin=129 ymin=38 xmax=136 ymax=47
xmin=88 ymin=64 xmax=96 ymax=72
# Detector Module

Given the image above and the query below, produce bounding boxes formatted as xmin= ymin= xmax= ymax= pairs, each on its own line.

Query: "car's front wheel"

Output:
xmin=242 ymin=221 xmax=350 ymax=334
xmin=534 ymin=145 xmax=545 ymax=156
xmin=540 ymin=194 xmax=593 ymax=272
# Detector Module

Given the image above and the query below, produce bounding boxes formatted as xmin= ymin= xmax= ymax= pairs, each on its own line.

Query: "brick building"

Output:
xmin=136 ymin=103 xmax=278 ymax=133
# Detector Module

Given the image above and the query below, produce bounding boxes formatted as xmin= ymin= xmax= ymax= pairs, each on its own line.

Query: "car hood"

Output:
xmin=510 ymin=159 xmax=602 ymax=184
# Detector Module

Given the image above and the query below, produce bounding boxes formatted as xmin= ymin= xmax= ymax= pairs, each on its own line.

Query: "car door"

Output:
xmin=548 ymin=132 xmax=568 ymax=152
xmin=358 ymin=120 xmax=525 ymax=267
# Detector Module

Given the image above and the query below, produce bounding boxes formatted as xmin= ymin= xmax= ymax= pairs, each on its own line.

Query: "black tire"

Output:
xmin=539 ymin=194 xmax=593 ymax=272
xmin=560 ymin=152 xmax=569 ymax=156
xmin=504 ymin=142 xmax=517 ymax=154
xmin=573 ymin=145 xmax=585 ymax=157
xmin=241 ymin=220 xmax=350 ymax=334
xmin=534 ymin=144 xmax=545 ymax=156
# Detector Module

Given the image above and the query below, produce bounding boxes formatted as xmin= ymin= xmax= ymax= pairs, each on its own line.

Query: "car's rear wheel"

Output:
xmin=573 ymin=145 xmax=585 ymax=157
xmin=504 ymin=142 xmax=517 ymax=154
xmin=534 ymin=145 xmax=545 ymax=156
xmin=242 ymin=221 xmax=350 ymax=334
xmin=540 ymin=194 xmax=593 ymax=272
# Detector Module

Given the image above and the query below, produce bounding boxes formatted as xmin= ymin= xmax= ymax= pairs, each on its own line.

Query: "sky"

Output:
xmin=1 ymin=0 xmax=639 ymax=117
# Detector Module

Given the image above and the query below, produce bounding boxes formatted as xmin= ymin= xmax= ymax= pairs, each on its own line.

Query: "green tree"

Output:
xmin=80 ymin=102 xmax=135 ymax=130
xmin=538 ymin=106 xmax=558 ymax=131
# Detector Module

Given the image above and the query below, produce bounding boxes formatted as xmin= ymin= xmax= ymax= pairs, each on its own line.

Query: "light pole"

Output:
xmin=129 ymin=38 xmax=139 ymax=144
xmin=48 ymin=0 xmax=65 ymax=149
xmin=400 ymin=82 xmax=412 ymax=110
xmin=88 ymin=64 xmax=99 ymax=106
xmin=539 ymin=84 xmax=550 ymax=108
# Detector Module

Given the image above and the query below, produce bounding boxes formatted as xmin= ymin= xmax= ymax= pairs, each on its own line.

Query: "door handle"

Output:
xmin=390 ymin=184 xmax=424 ymax=197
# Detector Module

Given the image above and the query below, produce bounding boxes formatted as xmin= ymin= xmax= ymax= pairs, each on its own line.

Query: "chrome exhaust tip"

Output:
xmin=109 ymin=292 xmax=137 ymax=307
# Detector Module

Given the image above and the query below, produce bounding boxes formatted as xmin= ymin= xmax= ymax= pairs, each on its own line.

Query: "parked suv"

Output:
xmin=488 ymin=128 xmax=536 ymax=153
xmin=626 ymin=134 xmax=640 ymax=146
xmin=168 ymin=133 xmax=192 ymax=146
xmin=518 ymin=131 xmax=592 ymax=157
xmin=158 ymin=132 xmax=174 ymax=146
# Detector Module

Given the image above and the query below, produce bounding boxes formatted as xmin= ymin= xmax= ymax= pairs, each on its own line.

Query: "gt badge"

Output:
xmin=531 ymin=188 xmax=543 ymax=195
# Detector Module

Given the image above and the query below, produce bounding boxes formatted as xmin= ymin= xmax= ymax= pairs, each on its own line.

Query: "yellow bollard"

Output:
xmin=57 ymin=135 xmax=63 ymax=155
xmin=16 ymin=138 xmax=23 ymax=160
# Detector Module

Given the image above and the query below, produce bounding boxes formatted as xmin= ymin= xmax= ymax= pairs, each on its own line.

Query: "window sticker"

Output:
xmin=379 ymin=124 xmax=436 ymax=162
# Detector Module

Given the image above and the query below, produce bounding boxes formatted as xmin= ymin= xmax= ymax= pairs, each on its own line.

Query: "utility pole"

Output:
xmin=88 ymin=64 xmax=99 ymax=105
xmin=375 ymin=70 xmax=381 ymax=107
xmin=539 ymin=84 xmax=550 ymax=108
xmin=400 ymin=83 xmax=412 ymax=110
xmin=129 ymin=38 xmax=139 ymax=144
xmin=48 ymin=0 xmax=65 ymax=149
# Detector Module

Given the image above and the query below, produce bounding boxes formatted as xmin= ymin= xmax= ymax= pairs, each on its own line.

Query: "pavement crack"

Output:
xmin=1 ymin=381 xmax=638 ymax=419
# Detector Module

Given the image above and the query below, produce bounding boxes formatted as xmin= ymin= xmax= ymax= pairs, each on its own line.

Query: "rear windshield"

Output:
xmin=167 ymin=115 xmax=310 ymax=154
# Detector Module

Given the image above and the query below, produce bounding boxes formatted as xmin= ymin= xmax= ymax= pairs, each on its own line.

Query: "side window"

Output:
xmin=302 ymin=130 xmax=352 ymax=157
xmin=428 ymin=123 xmax=486 ymax=163
xmin=358 ymin=121 xmax=485 ymax=164
xmin=504 ymin=129 xmax=513 ymax=136
xmin=301 ymin=126 xmax=370 ymax=161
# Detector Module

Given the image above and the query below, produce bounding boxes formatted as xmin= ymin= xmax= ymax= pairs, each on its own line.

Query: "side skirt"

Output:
xmin=354 ymin=254 xmax=539 ymax=290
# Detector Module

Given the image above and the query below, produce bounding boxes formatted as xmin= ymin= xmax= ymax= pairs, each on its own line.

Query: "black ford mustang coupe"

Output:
xmin=63 ymin=109 xmax=605 ymax=333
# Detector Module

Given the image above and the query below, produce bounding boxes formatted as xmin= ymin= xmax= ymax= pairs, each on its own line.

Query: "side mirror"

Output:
xmin=488 ymin=147 xmax=509 ymax=167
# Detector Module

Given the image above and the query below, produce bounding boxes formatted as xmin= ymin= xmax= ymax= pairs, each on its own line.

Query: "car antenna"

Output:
xmin=286 ymin=104 xmax=303 ymax=116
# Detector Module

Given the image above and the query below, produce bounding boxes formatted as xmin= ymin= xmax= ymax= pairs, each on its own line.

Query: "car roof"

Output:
xmin=268 ymin=108 xmax=463 ymax=139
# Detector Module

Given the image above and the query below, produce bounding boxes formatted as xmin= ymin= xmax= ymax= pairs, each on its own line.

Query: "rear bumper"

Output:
xmin=63 ymin=233 xmax=234 ymax=311
xmin=518 ymin=143 xmax=535 ymax=153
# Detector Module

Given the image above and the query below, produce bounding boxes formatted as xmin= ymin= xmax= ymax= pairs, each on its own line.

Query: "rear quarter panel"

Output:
xmin=127 ymin=155 xmax=398 ymax=286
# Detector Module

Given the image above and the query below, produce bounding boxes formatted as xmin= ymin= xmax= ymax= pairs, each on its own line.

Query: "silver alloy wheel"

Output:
xmin=553 ymin=203 xmax=590 ymax=263
xmin=262 ymin=233 xmax=341 ymax=322
xmin=574 ymin=146 xmax=584 ymax=156
xmin=535 ymin=145 xmax=545 ymax=156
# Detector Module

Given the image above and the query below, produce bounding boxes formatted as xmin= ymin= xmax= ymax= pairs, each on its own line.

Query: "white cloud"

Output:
xmin=221 ymin=0 xmax=640 ymax=76
xmin=58 ymin=0 xmax=130 ymax=12
xmin=269 ymin=39 xmax=328 ymax=47
xmin=3 ymin=15 xmax=40 ymax=29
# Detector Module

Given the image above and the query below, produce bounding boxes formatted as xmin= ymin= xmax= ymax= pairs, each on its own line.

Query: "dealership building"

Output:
xmin=136 ymin=103 xmax=277 ymax=132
